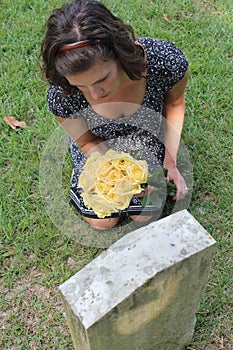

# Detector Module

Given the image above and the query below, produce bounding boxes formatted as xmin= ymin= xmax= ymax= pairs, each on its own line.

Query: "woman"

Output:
xmin=41 ymin=0 xmax=189 ymax=229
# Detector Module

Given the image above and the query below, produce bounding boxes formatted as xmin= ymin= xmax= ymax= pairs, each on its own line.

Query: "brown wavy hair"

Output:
xmin=41 ymin=0 xmax=147 ymax=95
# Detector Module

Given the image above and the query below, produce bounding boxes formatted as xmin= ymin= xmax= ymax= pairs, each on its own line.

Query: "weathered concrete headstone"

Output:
xmin=59 ymin=210 xmax=216 ymax=350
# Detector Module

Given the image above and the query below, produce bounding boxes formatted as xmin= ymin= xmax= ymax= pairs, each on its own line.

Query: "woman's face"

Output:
xmin=65 ymin=60 xmax=123 ymax=101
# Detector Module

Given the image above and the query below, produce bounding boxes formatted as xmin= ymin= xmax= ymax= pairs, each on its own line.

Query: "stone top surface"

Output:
xmin=59 ymin=210 xmax=216 ymax=328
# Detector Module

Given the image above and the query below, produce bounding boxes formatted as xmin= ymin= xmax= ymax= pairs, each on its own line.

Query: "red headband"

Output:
xmin=59 ymin=39 xmax=102 ymax=52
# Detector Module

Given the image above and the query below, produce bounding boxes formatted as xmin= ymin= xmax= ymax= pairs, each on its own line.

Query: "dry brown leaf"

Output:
xmin=7 ymin=247 xmax=14 ymax=255
xmin=67 ymin=257 xmax=77 ymax=267
xmin=3 ymin=115 xmax=26 ymax=130
xmin=163 ymin=13 xmax=171 ymax=23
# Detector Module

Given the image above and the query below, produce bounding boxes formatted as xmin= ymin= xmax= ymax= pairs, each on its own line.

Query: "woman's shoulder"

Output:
xmin=47 ymin=85 xmax=89 ymax=118
xmin=138 ymin=37 xmax=188 ymax=91
xmin=138 ymin=37 xmax=188 ymax=64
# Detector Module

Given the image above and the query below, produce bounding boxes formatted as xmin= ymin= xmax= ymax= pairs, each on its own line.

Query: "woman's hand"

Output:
xmin=165 ymin=165 xmax=188 ymax=200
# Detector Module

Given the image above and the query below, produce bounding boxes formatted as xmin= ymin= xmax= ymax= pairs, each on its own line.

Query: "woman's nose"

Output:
xmin=89 ymin=86 xmax=104 ymax=100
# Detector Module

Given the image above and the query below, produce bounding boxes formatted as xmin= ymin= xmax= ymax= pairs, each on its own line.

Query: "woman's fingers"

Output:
xmin=165 ymin=166 xmax=188 ymax=200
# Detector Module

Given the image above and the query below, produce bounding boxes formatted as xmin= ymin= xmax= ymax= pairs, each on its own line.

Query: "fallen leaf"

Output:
xmin=202 ymin=103 xmax=210 ymax=109
xmin=7 ymin=247 xmax=14 ymax=256
xmin=3 ymin=115 xmax=26 ymax=130
xmin=204 ymin=194 xmax=212 ymax=201
xmin=67 ymin=257 xmax=77 ymax=267
xmin=163 ymin=13 xmax=171 ymax=23
xmin=28 ymin=108 xmax=35 ymax=115
xmin=43 ymin=289 xmax=52 ymax=298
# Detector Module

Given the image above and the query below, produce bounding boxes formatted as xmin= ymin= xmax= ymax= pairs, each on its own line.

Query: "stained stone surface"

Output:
xmin=59 ymin=210 xmax=216 ymax=350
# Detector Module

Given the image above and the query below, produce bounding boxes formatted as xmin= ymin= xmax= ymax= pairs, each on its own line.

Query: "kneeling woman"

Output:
xmin=41 ymin=0 xmax=189 ymax=229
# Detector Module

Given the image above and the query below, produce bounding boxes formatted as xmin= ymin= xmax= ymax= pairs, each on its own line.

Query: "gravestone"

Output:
xmin=59 ymin=210 xmax=216 ymax=350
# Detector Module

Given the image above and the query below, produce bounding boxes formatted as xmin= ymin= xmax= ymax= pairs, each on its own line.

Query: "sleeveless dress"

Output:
xmin=47 ymin=38 xmax=189 ymax=218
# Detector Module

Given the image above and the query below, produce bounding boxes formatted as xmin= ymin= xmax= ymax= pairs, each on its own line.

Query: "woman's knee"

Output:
xmin=83 ymin=217 xmax=119 ymax=230
xmin=130 ymin=215 xmax=153 ymax=223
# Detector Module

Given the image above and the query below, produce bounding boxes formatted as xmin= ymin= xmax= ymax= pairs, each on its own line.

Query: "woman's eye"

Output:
xmin=75 ymin=74 xmax=108 ymax=91
xmin=98 ymin=75 xmax=108 ymax=84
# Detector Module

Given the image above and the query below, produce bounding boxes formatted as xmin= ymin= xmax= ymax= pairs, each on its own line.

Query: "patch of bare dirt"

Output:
xmin=0 ymin=267 xmax=73 ymax=349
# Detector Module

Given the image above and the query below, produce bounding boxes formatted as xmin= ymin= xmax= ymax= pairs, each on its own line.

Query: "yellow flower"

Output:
xmin=96 ymin=159 xmax=113 ymax=178
xmin=82 ymin=193 xmax=116 ymax=218
xmin=112 ymin=195 xmax=132 ymax=210
xmin=79 ymin=150 xmax=150 ymax=218
xmin=105 ymin=149 xmax=134 ymax=170
xmin=83 ymin=152 xmax=101 ymax=172
xmin=104 ymin=191 xmax=119 ymax=203
xmin=103 ymin=169 xmax=125 ymax=184
xmin=81 ymin=192 xmax=92 ymax=208
xmin=112 ymin=157 xmax=133 ymax=171
xmin=115 ymin=179 xmax=142 ymax=196
xmin=95 ymin=180 xmax=113 ymax=194
xmin=126 ymin=160 xmax=148 ymax=184
xmin=78 ymin=172 xmax=96 ymax=193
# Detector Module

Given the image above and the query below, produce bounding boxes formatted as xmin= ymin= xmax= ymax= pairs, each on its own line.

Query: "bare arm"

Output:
xmin=163 ymin=69 xmax=189 ymax=199
xmin=55 ymin=116 xmax=109 ymax=156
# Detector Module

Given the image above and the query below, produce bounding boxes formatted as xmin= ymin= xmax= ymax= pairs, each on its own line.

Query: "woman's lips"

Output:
xmin=100 ymin=93 xmax=109 ymax=99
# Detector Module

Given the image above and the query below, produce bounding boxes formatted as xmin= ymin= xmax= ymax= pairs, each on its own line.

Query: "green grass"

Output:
xmin=0 ymin=0 xmax=232 ymax=349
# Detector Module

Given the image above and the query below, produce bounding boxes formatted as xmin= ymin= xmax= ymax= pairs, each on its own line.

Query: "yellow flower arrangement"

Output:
xmin=78 ymin=150 xmax=148 ymax=218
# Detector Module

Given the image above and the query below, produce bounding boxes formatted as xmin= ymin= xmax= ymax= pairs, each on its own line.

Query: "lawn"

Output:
xmin=0 ymin=0 xmax=232 ymax=349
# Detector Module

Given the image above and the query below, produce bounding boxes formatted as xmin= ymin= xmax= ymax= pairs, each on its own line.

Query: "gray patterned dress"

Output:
xmin=47 ymin=38 xmax=189 ymax=217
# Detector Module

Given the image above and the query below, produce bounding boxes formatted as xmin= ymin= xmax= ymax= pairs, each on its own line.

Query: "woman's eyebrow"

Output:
xmin=76 ymin=73 xmax=108 ymax=88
